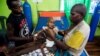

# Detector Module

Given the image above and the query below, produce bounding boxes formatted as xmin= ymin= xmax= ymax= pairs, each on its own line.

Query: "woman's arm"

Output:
xmin=46 ymin=29 xmax=70 ymax=50
xmin=7 ymin=23 xmax=33 ymax=41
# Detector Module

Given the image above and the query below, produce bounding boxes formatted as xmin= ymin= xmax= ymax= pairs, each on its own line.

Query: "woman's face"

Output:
xmin=13 ymin=5 xmax=22 ymax=14
xmin=12 ymin=1 xmax=22 ymax=14
xmin=70 ymin=11 xmax=82 ymax=24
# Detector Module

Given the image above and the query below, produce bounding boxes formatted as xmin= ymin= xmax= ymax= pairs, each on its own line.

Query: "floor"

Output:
xmin=86 ymin=37 xmax=100 ymax=56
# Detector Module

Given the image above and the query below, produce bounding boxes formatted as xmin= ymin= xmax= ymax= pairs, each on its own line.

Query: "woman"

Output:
xmin=47 ymin=4 xmax=90 ymax=56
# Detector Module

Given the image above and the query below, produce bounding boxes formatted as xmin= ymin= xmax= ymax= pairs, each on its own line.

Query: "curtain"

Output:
xmin=64 ymin=0 xmax=91 ymax=24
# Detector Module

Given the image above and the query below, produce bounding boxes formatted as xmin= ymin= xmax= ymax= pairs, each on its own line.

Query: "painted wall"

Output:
xmin=0 ymin=0 xmax=11 ymax=29
xmin=0 ymin=0 xmax=11 ymax=17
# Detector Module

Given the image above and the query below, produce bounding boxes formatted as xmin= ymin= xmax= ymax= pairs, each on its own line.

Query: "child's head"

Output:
xmin=70 ymin=4 xmax=87 ymax=24
xmin=47 ymin=18 xmax=55 ymax=29
xmin=7 ymin=0 xmax=22 ymax=14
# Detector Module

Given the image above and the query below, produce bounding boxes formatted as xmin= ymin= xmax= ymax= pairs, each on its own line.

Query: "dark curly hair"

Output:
xmin=6 ymin=0 xmax=20 ymax=10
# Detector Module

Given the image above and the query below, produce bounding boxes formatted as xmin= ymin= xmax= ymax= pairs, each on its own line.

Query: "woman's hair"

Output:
xmin=71 ymin=4 xmax=87 ymax=18
xmin=6 ymin=0 xmax=20 ymax=10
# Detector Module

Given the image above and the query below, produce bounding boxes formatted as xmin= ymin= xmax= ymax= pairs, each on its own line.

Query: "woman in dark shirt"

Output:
xmin=6 ymin=0 xmax=33 ymax=47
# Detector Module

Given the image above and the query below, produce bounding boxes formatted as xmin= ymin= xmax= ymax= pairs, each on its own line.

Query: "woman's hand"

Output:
xmin=45 ymin=29 xmax=56 ymax=40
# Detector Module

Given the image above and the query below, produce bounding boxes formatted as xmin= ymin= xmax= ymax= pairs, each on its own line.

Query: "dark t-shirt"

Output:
xmin=7 ymin=13 xmax=29 ymax=37
xmin=6 ymin=13 xmax=30 ymax=46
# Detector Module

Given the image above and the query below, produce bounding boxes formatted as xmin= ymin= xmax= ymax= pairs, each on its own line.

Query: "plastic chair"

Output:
xmin=0 ymin=16 xmax=6 ymax=30
xmin=0 ymin=30 xmax=7 ymax=46
xmin=0 ymin=16 xmax=8 ymax=46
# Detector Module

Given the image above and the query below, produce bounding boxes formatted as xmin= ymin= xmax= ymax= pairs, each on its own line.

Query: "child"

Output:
xmin=42 ymin=18 xmax=66 ymax=56
xmin=43 ymin=18 xmax=64 ymax=40
xmin=6 ymin=0 xmax=33 ymax=47
xmin=42 ymin=18 xmax=57 ymax=47
xmin=47 ymin=4 xmax=90 ymax=56
xmin=42 ymin=18 xmax=59 ymax=34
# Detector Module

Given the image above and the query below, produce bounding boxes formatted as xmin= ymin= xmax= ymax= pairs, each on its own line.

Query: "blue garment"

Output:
xmin=55 ymin=49 xmax=72 ymax=56
xmin=55 ymin=34 xmax=72 ymax=56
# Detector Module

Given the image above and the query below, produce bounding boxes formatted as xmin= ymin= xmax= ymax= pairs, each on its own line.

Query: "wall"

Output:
xmin=0 ymin=0 xmax=11 ymax=29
